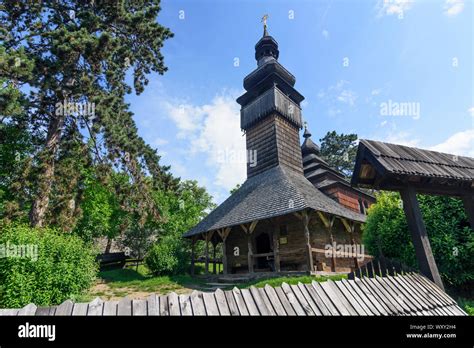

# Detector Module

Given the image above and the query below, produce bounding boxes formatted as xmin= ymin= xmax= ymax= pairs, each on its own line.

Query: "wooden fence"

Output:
xmin=0 ymin=273 xmax=466 ymax=316
xmin=348 ymin=257 xmax=415 ymax=280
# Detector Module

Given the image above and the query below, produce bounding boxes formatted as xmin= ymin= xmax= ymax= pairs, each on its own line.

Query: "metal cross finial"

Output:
xmin=261 ymin=14 xmax=269 ymax=35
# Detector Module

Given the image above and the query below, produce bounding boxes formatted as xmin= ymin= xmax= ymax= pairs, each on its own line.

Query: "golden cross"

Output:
xmin=261 ymin=14 xmax=269 ymax=29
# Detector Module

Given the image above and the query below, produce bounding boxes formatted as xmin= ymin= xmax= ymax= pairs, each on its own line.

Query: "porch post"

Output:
xmin=317 ymin=212 xmax=336 ymax=272
xmin=400 ymin=186 xmax=444 ymax=290
xmin=218 ymin=227 xmax=231 ymax=275
xmin=205 ymin=233 xmax=209 ymax=275
xmin=212 ymin=241 xmax=217 ymax=274
xmin=272 ymin=221 xmax=281 ymax=272
xmin=204 ymin=231 xmax=214 ymax=275
xmin=190 ymin=236 xmax=196 ymax=276
xmin=341 ymin=219 xmax=359 ymax=269
xmin=242 ymin=221 xmax=258 ymax=274
xmin=301 ymin=210 xmax=314 ymax=272
xmin=247 ymin=234 xmax=254 ymax=274
xmin=328 ymin=219 xmax=336 ymax=272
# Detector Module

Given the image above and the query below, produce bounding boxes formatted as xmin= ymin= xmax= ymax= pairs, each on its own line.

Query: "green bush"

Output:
xmin=145 ymin=235 xmax=188 ymax=276
xmin=0 ymin=223 xmax=98 ymax=308
xmin=363 ymin=192 xmax=474 ymax=288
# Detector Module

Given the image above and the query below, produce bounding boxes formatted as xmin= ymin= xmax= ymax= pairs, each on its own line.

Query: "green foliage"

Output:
xmin=145 ymin=235 xmax=188 ymax=276
xmin=230 ymin=184 xmax=241 ymax=195
xmin=456 ymin=298 xmax=474 ymax=316
xmin=1 ymin=1 xmax=176 ymax=227
xmin=363 ymin=192 xmax=474 ymax=287
xmin=73 ymin=170 xmax=126 ymax=243
xmin=0 ymin=223 xmax=98 ymax=308
xmin=319 ymin=130 xmax=358 ymax=177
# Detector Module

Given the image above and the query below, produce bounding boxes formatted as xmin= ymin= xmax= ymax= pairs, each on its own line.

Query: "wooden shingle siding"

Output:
xmin=5 ymin=274 xmax=465 ymax=316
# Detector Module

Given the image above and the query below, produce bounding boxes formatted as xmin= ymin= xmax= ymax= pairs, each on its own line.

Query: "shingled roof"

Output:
xmin=184 ymin=165 xmax=366 ymax=238
xmin=355 ymin=139 xmax=474 ymax=181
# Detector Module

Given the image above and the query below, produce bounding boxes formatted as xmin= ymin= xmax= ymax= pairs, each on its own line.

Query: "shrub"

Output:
xmin=0 ymin=223 xmax=98 ymax=308
xmin=145 ymin=235 xmax=188 ymax=276
xmin=363 ymin=192 xmax=474 ymax=288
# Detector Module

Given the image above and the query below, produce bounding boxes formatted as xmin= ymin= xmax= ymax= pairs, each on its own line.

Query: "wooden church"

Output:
xmin=184 ymin=24 xmax=375 ymax=276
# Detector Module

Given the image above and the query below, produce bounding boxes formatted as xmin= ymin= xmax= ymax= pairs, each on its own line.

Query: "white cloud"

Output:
xmin=430 ymin=129 xmax=474 ymax=157
xmin=371 ymin=88 xmax=382 ymax=96
xmin=151 ymin=137 xmax=168 ymax=147
xmin=376 ymin=0 xmax=414 ymax=17
xmin=383 ymin=131 xmax=420 ymax=147
xmin=322 ymin=30 xmax=329 ymax=39
xmin=162 ymin=101 xmax=206 ymax=138
xmin=163 ymin=93 xmax=246 ymax=192
xmin=468 ymin=106 xmax=474 ymax=117
xmin=444 ymin=0 xmax=464 ymax=16
xmin=337 ymin=90 xmax=357 ymax=106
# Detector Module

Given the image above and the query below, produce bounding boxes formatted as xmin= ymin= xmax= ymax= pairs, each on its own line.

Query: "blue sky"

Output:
xmin=126 ymin=0 xmax=473 ymax=204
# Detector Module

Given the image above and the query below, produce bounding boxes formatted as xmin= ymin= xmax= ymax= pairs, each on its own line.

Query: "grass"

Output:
xmin=76 ymin=262 xmax=348 ymax=301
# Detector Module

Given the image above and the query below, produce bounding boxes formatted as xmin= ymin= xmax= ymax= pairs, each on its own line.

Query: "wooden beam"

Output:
xmin=217 ymin=227 xmax=231 ymax=275
xmin=249 ymin=220 xmax=259 ymax=234
xmin=190 ymin=236 xmax=196 ymax=276
xmin=212 ymin=242 xmax=217 ymax=274
xmin=301 ymin=210 xmax=314 ymax=272
xmin=327 ymin=216 xmax=336 ymax=272
xmin=400 ymin=187 xmax=444 ymax=290
xmin=317 ymin=211 xmax=331 ymax=229
xmin=204 ymin=232 xmax=210 ymax=275
xmin=247 ymin=233 xmax=254 ymax=274
xmin=461 ymin=195 xmax=474 ymax=231
xmin=340 ymin=219 xmax=359 ymax=267
xmin=272 ymin=220 xmax=281 ymax=272
xmin=293 ymin=212 xmax=303 ymax=220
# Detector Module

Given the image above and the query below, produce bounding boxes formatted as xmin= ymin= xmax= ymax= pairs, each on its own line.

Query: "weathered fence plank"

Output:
xmin=87 ymin=298 xmax=104 ymax=316
xmin=168 ymin=292 xmax=181 ymax=316
xmin=240 ymin=288 xmax=259 ymax=315
xmin=264 ymin=284 xmax=286 ymax=315
xmin=132 ymin=299 xmax=147 ymax=316
xmin=147 ymin=294 xmax=160 ymax=316
xmin=103 ymin=301 xmax=118 ymax=316
xmin=311 ymin=281 xmax=339 ymax=315
xmin=18 ymin=303 xmax=37 ymax=316
xmin=179 ymin=294 xmax=193 ymax=316
xmin=202 ymin=292 xmax=219 ymax=315
xmin=281 ymin=283 xmax=306 ymax=316
xmin=214 ymin=289 xmax=231 ymax=316
xmin=190 ymin=291 xmax=206 ymax=316
xmin=224 ymin=290 xmax=240 ymax=316
xmin=117 ymin=297 xmax=132 ymax=316
xmin=72 ymin=302 xmax=88 ymax=316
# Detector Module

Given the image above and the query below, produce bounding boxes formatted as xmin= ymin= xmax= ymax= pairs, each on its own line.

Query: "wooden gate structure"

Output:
xmin=352 ymin=139 xmax=474 ymax=290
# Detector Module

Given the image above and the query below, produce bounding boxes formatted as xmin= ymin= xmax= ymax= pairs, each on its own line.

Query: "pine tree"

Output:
xmin=1 ymin=1 xmax=176 ymax=227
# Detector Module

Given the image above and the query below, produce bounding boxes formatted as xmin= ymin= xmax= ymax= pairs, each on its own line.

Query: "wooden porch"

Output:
xmin=190 ymin=208 xmax=369 ymax=277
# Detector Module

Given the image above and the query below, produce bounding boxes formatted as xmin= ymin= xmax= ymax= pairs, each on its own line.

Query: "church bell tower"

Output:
xmin=237 ymin=16 xmax=305 ymax=178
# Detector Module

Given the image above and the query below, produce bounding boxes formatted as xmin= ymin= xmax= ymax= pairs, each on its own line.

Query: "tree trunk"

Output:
xmin=105 ymin=237 xmax=113 ymax=254
xmin=29 ymin=114 xmax=65 ymax=227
